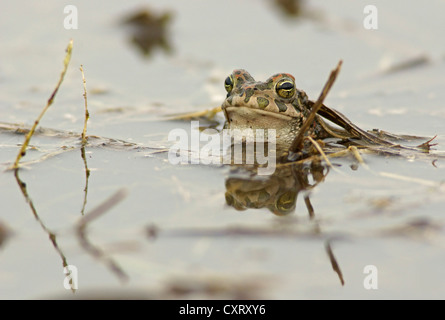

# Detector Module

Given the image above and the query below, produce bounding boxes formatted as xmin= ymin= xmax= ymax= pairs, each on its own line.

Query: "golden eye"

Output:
xmin=224 ymin=75 xmax=234 ymax=93
xmin=275 ymin=190 xmax=297 ymax=214
xmin=276 ymin=79 xmax=296 ymax=99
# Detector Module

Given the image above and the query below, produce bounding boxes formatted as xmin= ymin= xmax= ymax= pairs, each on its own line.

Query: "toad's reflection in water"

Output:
xmin=222 ymin=155 xmax=344 ymax=285
xmin=225 ymin=160 xmax=328 ymax=217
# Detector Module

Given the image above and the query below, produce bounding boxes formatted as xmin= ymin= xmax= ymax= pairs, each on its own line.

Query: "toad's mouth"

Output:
xmin=221 ymin=106 xmax=300 ymax=136
xmin=222 ymin=105 xmax=352 ymax=141
xmin=222 ymin=106 xmax=294 ymax=124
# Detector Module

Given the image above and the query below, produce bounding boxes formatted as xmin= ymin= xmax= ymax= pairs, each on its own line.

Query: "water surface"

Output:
xmin=1 ymin=0 xmax=445 ymax=299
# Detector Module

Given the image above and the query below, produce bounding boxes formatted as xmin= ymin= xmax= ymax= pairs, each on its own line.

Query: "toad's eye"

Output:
xmin=224 ymin=75 xmax=234 ymax=93
xmin=275 ymin=190 xmax=297 ymax=215
xmin=276 ymin=79 xmax=296 ymax=99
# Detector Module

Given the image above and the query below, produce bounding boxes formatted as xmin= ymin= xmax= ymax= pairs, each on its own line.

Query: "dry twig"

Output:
xmin=289 ymin=60 xmax=343 ymax=154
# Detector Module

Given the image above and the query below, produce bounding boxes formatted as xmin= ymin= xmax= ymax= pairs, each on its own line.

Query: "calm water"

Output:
xmin=1 ymin=0 xmax=445 ymax=299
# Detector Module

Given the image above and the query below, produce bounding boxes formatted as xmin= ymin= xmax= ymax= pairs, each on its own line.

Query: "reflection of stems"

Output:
xmin=13 ymin=169 xmax=75 ymax=293
xmin=80 ymin=145 xmax=90 ymax=216
xmin=304 ymin=195 xmax=315 ymax=219
xmin=290 ymin=162 xmax=326 ymax=220
xmin=325 ymin=241 xmax=345 ymax=286
xmin=76 ymin=189 xmax=129 ymax=283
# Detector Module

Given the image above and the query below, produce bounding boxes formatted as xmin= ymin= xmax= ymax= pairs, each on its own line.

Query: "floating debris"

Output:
xmin=121 ymin=8 xmax=173 ymax=58
xmin=0 ymin=222 xmax=13 ymax=249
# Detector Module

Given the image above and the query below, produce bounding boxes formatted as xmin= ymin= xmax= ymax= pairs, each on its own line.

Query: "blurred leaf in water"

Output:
xmin=120 ymin=8 xmax=173 ymax=58
xmin=47 ymin=274 xmax=270 ymax=299
xmin=272 ymin=0 xmax=303 ymax=18
xmin=0 ymin=222 xmax=13 ymax=249
xmin=163 ymin=275 xmax=269 ymax=299
xmin=269 ymin=0 xmax=324 ymax=23
xmin=379 ymin=217 xmax=443 ymax=241
xmin=379 ymin=55 xmax=431 ymax=75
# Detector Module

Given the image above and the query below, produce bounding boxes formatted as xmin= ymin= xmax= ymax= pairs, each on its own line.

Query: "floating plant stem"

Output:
xmin=79 ymin=64 xmax=89 ymax=145
xmin=79 ymin=65 xmax=90 ymax=215
xmin=289 ymin=60 xmax=342 ymax=155
xmin=10 ymin=39 xmax=73 ymax=170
